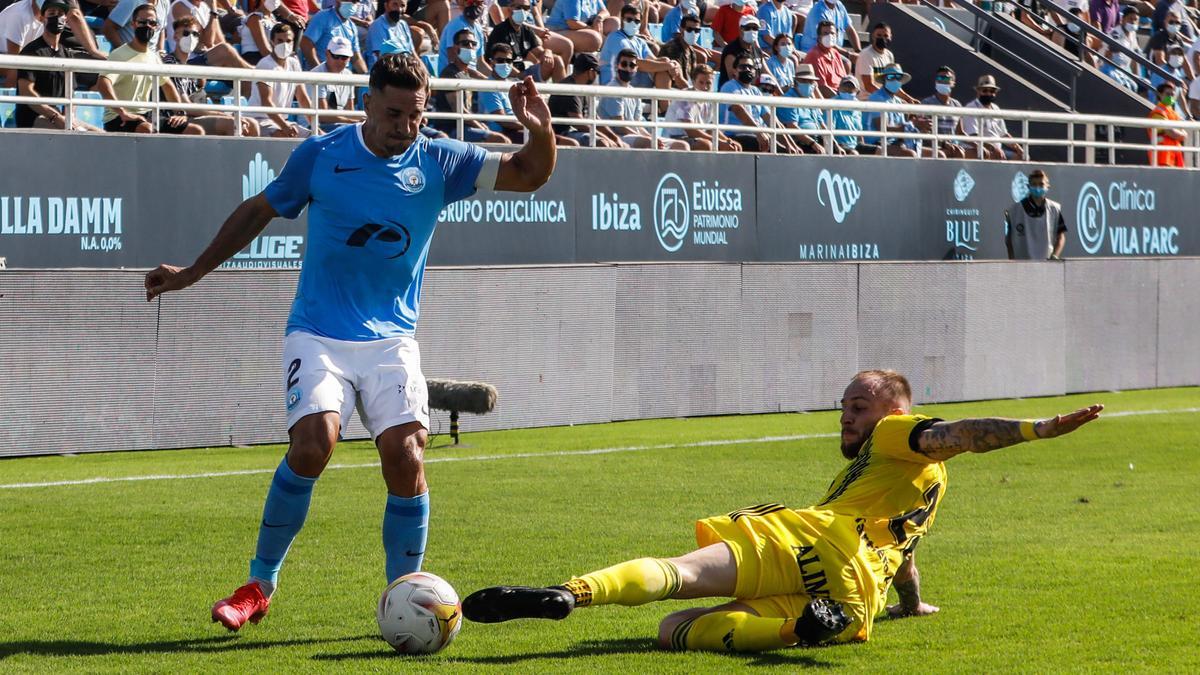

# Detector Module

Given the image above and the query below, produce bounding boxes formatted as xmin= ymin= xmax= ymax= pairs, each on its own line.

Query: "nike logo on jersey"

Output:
xmin=334 ymin=165 xmax=362 ymax=173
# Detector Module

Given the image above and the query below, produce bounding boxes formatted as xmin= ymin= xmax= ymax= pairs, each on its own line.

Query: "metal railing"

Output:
xmin=2 ymin=54 xmax=1200 ymax=167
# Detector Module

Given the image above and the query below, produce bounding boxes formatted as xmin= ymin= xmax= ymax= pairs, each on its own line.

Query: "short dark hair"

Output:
xmin=269 ymin=22 xmax=293 ymax=38
xmin=818 ymin=19 xmax=835 ymax=32
xmin=617 ymin=47 xmax=638 ymax=62
xmin=1156 ymin=81 xmax=1176 ymax=94
xmin=1029 ymin=169 xmax=1048 ymax=181
xmin=733 ymin=52 xmax=756 ymax=68
xmin=620 ymin=4 xmax=639 ymax=18
xmin=173 ymin=15 xmax=200 ymax=30
xmin=132 ymin=3 xmax=155 ymax=20
xmin=872 ymin=21 xmax=890 ymax=32
xmin=369 ymin=52 xmax=429 ymax=93
xmin=488 ymin=42 xmax=513 ymax=60
xmin=681 ymin=14 xmax=700 ymax=28
xmin=772 ymin=33 xmax=791 ymax=50
xmin=453 ymin=28 xmax=475 ymax=44
xmin=936 ymin=65 xmax=955 ymax=77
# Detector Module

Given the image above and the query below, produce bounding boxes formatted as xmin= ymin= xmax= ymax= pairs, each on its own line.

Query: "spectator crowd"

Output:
xmin=0 ymin=0 xmax=1195 ymax=160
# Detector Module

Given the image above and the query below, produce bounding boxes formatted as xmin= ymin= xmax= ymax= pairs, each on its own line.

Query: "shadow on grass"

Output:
xmin=312 ymin=637 xmax=837 ymax=667
xmin=0 ymin=634 xmax=379 ymax=660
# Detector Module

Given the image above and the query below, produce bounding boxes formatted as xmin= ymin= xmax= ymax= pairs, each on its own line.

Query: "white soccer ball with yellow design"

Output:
xmin=376 ymin=572 xmax=462 ymax=654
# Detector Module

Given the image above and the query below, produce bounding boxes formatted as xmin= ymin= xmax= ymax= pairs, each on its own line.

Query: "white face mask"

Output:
xmin=819 ymin=33 xmax=835 ymax=48
xmin=742 ymin=29 xmax=758 ymax=43
xmin=511 ymin=8 xmax=528 ymax=23
xmin=263 ymin=0 xmax=279 ymax=11
xmin=1167 ymin=23 xmax=1180 ymax=35
xmin=273 ymin=41 xmax=292 ymax=58
xmin=935 ymin=82 xmax=953 ymax=95
xmin=1169 ymin=54 xmax=1185 ymax=67
xmin=1122 ymin=21 xmax=1137 ymax=33
xmin=178 ymin=34 xmax=199 ymax=53
xmin=683 ymin=30 xmax=699 ymax=45
xmin=623 ymin=19 xmax=639 ymax=35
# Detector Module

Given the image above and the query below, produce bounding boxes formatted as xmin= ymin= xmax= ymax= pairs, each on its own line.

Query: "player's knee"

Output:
xmin=657 ymin=610 xmax=693 ymax=650
xmin=287 ymin=414 xmax=339 ymax=476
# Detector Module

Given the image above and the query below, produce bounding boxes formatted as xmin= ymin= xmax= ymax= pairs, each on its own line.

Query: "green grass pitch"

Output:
xmin=2 ymin=388 xmax=1198 ymax=673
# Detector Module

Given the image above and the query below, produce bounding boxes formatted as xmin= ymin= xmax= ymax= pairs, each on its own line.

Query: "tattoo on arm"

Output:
xmin=916 ymin=418 xmax=1028 ymax=461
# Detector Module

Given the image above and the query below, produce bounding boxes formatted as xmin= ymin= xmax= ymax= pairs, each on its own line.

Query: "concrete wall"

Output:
xmin=1 ymin=259 xmax=1195 ymax=457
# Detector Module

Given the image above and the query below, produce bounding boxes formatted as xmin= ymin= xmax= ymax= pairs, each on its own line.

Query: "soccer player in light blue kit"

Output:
xmin=143 ymin=53 xmax=557 ymax=632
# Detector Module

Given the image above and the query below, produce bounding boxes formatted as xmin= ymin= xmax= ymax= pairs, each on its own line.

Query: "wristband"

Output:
xmin=1019 ymin=420 xmax=1039 ymax=441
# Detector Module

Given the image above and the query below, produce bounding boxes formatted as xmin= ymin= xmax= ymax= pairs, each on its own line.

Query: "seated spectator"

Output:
xmin=1151 ymin=0 xmax=1195 ymax=40
xmin=711 ymin=0 xmax=753 ymax=48
xmin=548 ymin=52 xmax=624 ymax=146
xmin=798 ymin=0 xmax=858 ymax=53
xmin=719 ymin=15 xmax=766 ymax=87
xmin=719 ymin=53 xmax=773 ymax=151
xmin=831 ymin=74 xmax=875 ymax=154
xmin=162 ymin=0 xmax=251 ymax=67
xmin=431 ymin=28 xmax=509 ymax=141
xmin=862 ymin=62 xmax=932 ymax=157
xmin=103 ymin=0 xmax=168 ymax=50
xmin=366 ymin=0 xmax=417 ymax=68
xmin=918 ymin=65 xmax=977 ymax=159
xmin=1052 ymin=7 xmax=1101 ymax=66
xmin=1090 ymin=0 xmax=1121 ymax=35
xmin=239 ymin=0 xmax=279 ymax=64
xmin=776 ymin=63 xmax=831 ymax=153
xmin=309 ymin=35 xmax=359 ymax=131
xmin=487 ymin=0 xmax=566 ymax=82
xmin=95 ymin=3 xmax=203 ymax=133
xmin=544 ymin=0 xmax=609 ymax=55
xmin=478 ymin=42 xmax=524 ymax=142
xmin=962 ymin=73 xmax=1026 ymax=161
xmin=302 ymin=0 xmax=366 ymax=71
xmin=661 ymin=0 xmax=709 ymax=45
xmin=2 ymin=0 xmax=104 ymax=87
xmin=765 ymin=33 xmax=795 ymax=88
xmin=14 ymin=0 xmax=101 ymax=130
xmin=756 ymin=0 xmax=794 ymax=51
xmin=855 ymin=21 xmax=891 ymax=96
xmin=802 ymin=19 xmax=848 ymax=96
xmin=438 ymin=0 xmax=489 ymax=71
xmin=1112 ymin=7 xmax=1141 ymax=55
xmin=1147 ymin=9 xmax=1187 ymax=68
xmin=248 ymin=22 xmax=313 ymax=137
xmin=515 ymin=0 xmax=575 ymax=74
xmin=1149 ymin=80 xmax=1187 ymax=166
xmin=660 ymin=14 xmax=711 ymax=87
xmin=1100 ymin=40 xmax=1141 ymax=91
xmin=599 ymin=48 xmax=690 ymax=149
xmin=599 ymin=3 xmax=682 ymax=87
xmin=162 ymin=16 xmax=261 ymax=135
xmin=663 ymin=63 xmax=740 ymax=150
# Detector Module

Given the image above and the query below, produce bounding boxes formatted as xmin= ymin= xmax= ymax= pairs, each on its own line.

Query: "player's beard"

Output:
xmin=840 ymin=436 xmax=864 ymax=460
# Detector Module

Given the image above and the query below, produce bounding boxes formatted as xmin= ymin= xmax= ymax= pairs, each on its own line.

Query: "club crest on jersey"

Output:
xmin=397 ymin=167 xmax=426 ymax=193
xmin=286 ymin=387 xmax=303 ymax=411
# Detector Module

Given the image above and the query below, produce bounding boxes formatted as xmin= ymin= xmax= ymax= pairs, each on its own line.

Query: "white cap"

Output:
xmin=327 ymin=36 xmax=354 ymax=57
xmin=739 ymin=15 xmax=760 ymax=29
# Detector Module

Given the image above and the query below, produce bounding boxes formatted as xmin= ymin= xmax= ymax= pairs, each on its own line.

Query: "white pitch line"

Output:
xmin=3 ymin=406 xmax=1197 ymax=491
xmin=0 ymin=433 xmax=838 ymax=490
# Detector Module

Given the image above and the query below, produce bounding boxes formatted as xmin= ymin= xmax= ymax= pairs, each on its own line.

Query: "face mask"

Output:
xmin=387 ymin=9 xmax=401 ymax=21
xmin=1123 ymin=21 xmax=1137 ymax=33
xmin=617 ymin=69 xmax=634 ymax=83
xmin=778 ymin=45 xmax=792 ymax=59
xmin=623 ymin=19 xmax=639 ymax=35
xmin=494 ymin=62 xmax=512 ymax=78
xmin=511 ymin=8 xmax=528 ymax=23
xmin=134 ymin=25 xmax=155 ymax=44
xmin=795 ymin=83 xmax=813 ymax=96
xmin=263 ymin=0 xmax=279 ymax=10
xmin=742 ymin=30 xmax=758 ymax=43
xmin=1167 ymin=23 xmax=1180 ymax=35
xmin=44 ymin=15 xmax=66 ymax=34
xmin=1161 ymin=94 xmax=1177 ymax=106
xmin=273 ymin=41 xmax=292 ymax=58
xmin=935 ymin=82 xmax=953 ymax=95
xmin=1112 ymin=52 xmax=1131 ymax=67
xmin=1169 ymin=54 xmax=1184 ymax=67
xmin=683 ymin=30 xmax=698 ymax=45
xmin=1066 ymin=21 xmax=1080 ymax=34
xmin=883 ymin=79 xmax=902 ymax=94
xmin=1027 ymin=186 xmax=1047 ymax=199
xmin=978 ymin=94 xmax=995 ymax=105
xmin=178 ymin=34 xmax=199 ymax=52
xmin=464 ymin=4 xmax=482 ymax=20
xmin=819 ymin=34 xmax=835 ymax=48
xmin=873 ymin=36 xmax=889 ymax=50
xmin=737 ymin=70 xmax=755 ymax=84
xmin=836 ymin=90 xmax=854 ymax=99
xmin=338 ymin=2 xmax=355 ymax=19
xmin=458 ymin=46 xmax=477 ymax=63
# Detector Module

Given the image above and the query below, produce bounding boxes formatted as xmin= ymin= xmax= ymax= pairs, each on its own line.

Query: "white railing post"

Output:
xmin=1021 ymin=118 xmax=1029 ymax=160
xmin=1067 ymin=122 xmax=1074 ymax=164
xmin=456 ymin=88 xmax=464 ymax=141
xmin=1108 ymin=123 xmax=1114 ymax=165
xmin=589 ymin=93 xmax=597 ymax=148
xmin=825 ymin=107 xmax=834 ymax=154
xmin=234 ymin=77 xmax=242 ymax=138
xmin=64 ymin=68 xmax=75 ymax=130
xmin=1084 ymin=123 xmax=1095 ymax=165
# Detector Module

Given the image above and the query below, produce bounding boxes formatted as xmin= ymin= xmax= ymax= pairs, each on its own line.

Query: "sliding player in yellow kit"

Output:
xmin=462 ymin=370 xmax=1103 ymax=652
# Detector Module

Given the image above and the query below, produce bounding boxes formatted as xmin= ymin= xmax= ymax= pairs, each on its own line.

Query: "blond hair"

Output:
xmin=851 ymin=369 xmax=912 ymax=408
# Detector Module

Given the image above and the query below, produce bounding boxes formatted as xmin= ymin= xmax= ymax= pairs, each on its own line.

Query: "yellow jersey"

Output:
xmin=813 ymin=415 xmax=948 ymax=576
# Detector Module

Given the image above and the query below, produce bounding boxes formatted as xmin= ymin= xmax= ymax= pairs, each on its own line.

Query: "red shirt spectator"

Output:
xmin=803 ymin=38 xmax=847 ymax=94
xmin=711 ymin=0 xmax=755 ymax=45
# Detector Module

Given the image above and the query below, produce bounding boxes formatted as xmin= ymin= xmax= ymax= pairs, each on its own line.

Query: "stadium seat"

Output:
xmin=95 ymin=35 xmax=112 ymax=54
xmin=73 ymin=90 xmax=105 ymax=128
xmin=220 ymin=95 xmax=249 ymax=109
xmin=0 ymin=87 xmax=15 ymax=128
xmin=206 ymin=80 xmax=234 ymax=98
xmin=648 ymin=22 xmax=664 ymax=42
xmin=700 ymin=26 xmax=713 ymax=49
xmin=421 ymin=53 xmax=439 ymax=75
xmin=84 ymin=15 xmax=104 ymax=32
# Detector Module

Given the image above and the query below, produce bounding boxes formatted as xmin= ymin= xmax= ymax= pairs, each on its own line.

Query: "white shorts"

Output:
xmin=283 ymin=331 xmax=430 ymax=438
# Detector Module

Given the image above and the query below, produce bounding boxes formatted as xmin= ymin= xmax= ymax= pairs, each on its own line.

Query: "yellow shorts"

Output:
xmin=695 ymin=506 xmax=883 ymax=642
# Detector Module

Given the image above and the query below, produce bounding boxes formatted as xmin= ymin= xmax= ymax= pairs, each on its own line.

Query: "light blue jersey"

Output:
xmin=599 ymin=29 xmax=652 ymax=84
xmin=366 ymin=16 xmax=414 ymax=68
xmin=264 ymin=125 xmax=488 ymax=341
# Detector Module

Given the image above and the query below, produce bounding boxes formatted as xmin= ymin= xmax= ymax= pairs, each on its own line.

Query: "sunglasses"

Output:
xmin=885 ymin=73 xmax=905 ymax=81
xmin=492 ymin=57 xmax=512 ymax=63
xmin=135 ymin=19 xmax=160 ymax=27
xmin=1168 ymin=21 xmax=1181 ymax=25
xmin=935 ymin=74 xmax=954 ymax=82
xmin=179 ymin=29 xmax=199 ymax=36
xmin=456 ymin=40 xmax=479 ymax=47
xmin=684 ymin=27 xmax=700 ymax=33
xmin=329 ymin=53 xmax=350 ymax=60
xmin=618 ymin=62 xmax=637 ymax=69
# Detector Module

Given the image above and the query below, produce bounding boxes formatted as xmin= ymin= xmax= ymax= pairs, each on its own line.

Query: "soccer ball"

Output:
xmin=376 ymin=572 xmax=463 ymax=654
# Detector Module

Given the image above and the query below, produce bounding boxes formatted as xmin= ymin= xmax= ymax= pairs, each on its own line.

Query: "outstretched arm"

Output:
xmin=887 ymin=552 xmax=938 ymax=619
xmin=494 ymin=77 xmax=556 ymax=192
xmin=144 ymin=195 xmax=278 ymax=300
xmin=914 ymin=404 xmax=1104 ymax=462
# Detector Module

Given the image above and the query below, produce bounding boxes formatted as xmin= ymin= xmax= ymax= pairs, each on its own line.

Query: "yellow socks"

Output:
xmin=669 ymin=611 xmax=798 ymax=652
xmin=563 ymin=558 xmax=682 ymax=607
